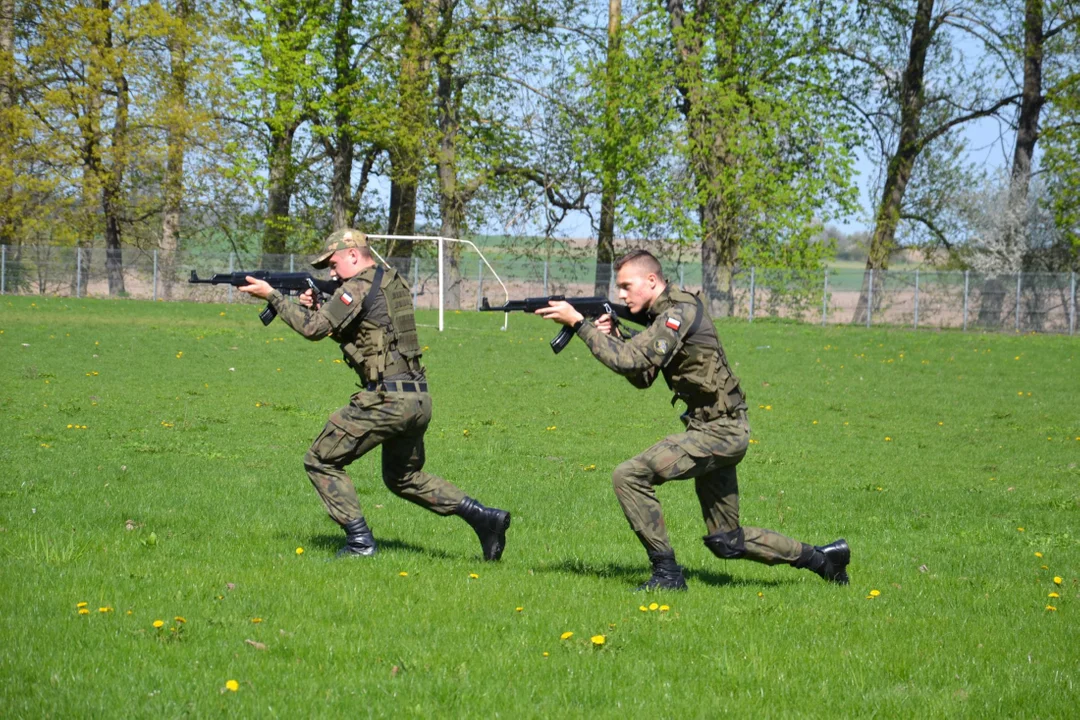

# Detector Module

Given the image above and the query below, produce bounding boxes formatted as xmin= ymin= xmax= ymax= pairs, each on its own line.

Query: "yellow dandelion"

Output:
xmin=462 ymin=429 xmax=470 ymax=437
xmin=1054 ymin=576 xmax=1062 ymax=585
xmin=749 ymin=438 xmax=759 ymax=444
xmin=174 ymin=616 xmax=186 ymax=623
xmin=99 ymin=607 xmax=112 ymax=613
xmin=1018 ymin=391 xmax=1023 ymax=396
xmin=255 ymin=402 xmax=261 ymax=407
xmin=76 ymin=601 xmax=88 ymax=608
xmin=399 ymin=571 xmax=408 ymax=577
xmin=469 ymin=573 xmax=479 ymax=579
xmin=1017 ymin=527 xmax=1025 ymax=532
xmin=937 ymin=421 xmax=943 ymax=426
xmin=546 ymin=425 xmax=557 ymax=431
xmin=765 ymin=405 xmax=772 ymax=410
xmin=1041 ymin=565 xmax=1049 ymax=570
xmin=812 ymin=420 xmax=818 ymax=425
xmin=649 ymin=602 xmax=659 ymax=611
xmin=542 ymin=652 xmax=549 ymax=657
xmin=1035 ymin=552 xmax=1043 ymax=558
xmin=659 ymin=605 xmax=670 ymax=612
xmin=251 ymin=618 xmax=262 ymax=623
xmin=884 ymin=436 xmax=892 ymax=442
xmin=1048 ymin=592 xmax=1059 ymax=599
xmin=1046 ymin=605 xmax=1057 ymax=612
xmin=225 ymin=679 xmax=239 ymax=692
xmin=582 ymin=464 xmax=597 ymax=471
xmin=153 ymin=620 xmax=164 ymax=628
xmin=78 ymin=608 xmax=90 ymax=615
xmin=639 ymin=605 xmax=648 ymax=612
xmin=67 ymin=424 xmax=73 ymax=429
xmin=590 ymin=635 xmax=606 ymax=646
xmin=295 ymin=547 xmax=304 ymax=555
xmin=757 ymin=592 xmax=763 ymax=598
xmin=219 ymin=312 xmax=226 ymax=317
xmin=560 ymin=631 xmax=573 ymax=640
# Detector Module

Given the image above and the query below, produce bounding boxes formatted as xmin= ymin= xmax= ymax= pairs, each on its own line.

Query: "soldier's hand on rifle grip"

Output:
xmin=298 ymin=289 xmax=316 ymax=308
xmin=594 ymin=313 xmax=613 ymax=335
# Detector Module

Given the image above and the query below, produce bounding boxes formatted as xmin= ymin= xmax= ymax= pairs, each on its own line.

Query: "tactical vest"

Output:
xmin=336 ymin=267 xmax=422 ymax=383
xmin=660 ymin=287 xmax=746 ymax=414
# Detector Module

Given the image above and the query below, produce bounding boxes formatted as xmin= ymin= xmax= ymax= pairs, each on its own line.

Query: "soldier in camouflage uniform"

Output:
xmin=239 ymin=229 xmax=510 ymax=560
xmin=536 ymin=249 xmax=849 ymax=590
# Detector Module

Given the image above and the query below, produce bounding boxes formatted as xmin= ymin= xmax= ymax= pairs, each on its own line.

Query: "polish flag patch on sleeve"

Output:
xmin=665 ymin=317 xmax=681 ymax=331
xmin=340 ymin=292 xmax=354 ymax=306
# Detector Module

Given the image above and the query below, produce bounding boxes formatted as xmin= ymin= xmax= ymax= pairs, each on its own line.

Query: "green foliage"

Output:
xmin=1 ymin=296 xmax=1079 ymax=715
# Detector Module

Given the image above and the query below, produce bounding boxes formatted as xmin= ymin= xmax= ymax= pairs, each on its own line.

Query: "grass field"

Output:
xmin=1 ymin=296 xmax=1077 ymax=717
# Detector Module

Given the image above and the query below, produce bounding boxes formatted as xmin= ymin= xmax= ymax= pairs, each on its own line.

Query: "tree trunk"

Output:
xmin=160 ymin=0 xmax=191 ymax=299
xmin=264 ymin=121 xmax=295 ymax=261
xmin=853 ymin=0 xmax=933 ymax=324
xmin=101 ymin=0 xmax=126 ymax=296
xmin=701 ymin=195 xmax=736 ymax=316
xmin=594 ymin=0 xmax=621 ymax=296
xmin=328 ymin=0 xmax=354 ymax=231
xmin=386 ymin=0 xmax=427 ymax=256
xmin=434 ymin=0 xmax=464 ymax=309
xmin=0 ymin=0 xmax=15 ymax=245
xmin=1009 ymin=0 xmax=1044 ymax=219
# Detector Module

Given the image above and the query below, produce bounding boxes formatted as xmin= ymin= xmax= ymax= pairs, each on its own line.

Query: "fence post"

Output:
xmin=411 ymin=256 xmax=419 ymax=308
xmin=748 ymin=267 xmax=756 ymax=323
xmin=543 ymin=260 xmax=549 ymax=296
xmin=289 ymin=253 xmax=295 ymax=273
xmin=1070 ymin=272 xmax=1076 ymax=336
xmin=227 ymin=252 xmax=234 ymax=303
xmin=866 ymin=269 xmax=873 ymax=328
xmin=76 ymin=246 xmax=82 ymax=298
xmin=476 ymin=257 xmax=483 ymax=311
xmin=1015 ymin=272 xmax=1022 ymax=332
xmin=962 ymin=271 xmax=969 ymax=331
xmin=679 ymin=265 xmax=685 ymax=290
xmin=152 ymin=250 xmax=158 ymax=302
xmin=437 ymin=237 xmax=444 ymax=332
xmin=1 ymin=245 xmax=5 ymax=294
xmin=913 ymin=269 xmax=919 ymax=330
xmin=821 ymin=270 xmax=828 ymax=326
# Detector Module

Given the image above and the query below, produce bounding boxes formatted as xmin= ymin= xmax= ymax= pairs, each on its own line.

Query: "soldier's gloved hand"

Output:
xmin=298 ymin=289 xmax=315 ymax=308
xmin=535 ymin=300 xmax=584 ymax=327
xmin=594 ymin=313 xmax=613 ymax=335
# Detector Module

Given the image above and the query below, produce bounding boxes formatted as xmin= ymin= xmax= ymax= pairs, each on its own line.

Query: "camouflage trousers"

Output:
xmin=304 ymin=390 xmax=466 ymax=527
xmin=612 ymin=409 xmax=803 ymax=564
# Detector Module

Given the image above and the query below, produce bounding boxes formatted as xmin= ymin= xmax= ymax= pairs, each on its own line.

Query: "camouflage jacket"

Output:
xmin=575 ymin=286 xmax=745 ymax=412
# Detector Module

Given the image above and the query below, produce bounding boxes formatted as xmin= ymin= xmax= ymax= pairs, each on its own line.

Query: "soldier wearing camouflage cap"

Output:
xmin=536 ymin=249 xmax=849 ymax=590
xmin=239 ymin=229 xmax=510 ymax=560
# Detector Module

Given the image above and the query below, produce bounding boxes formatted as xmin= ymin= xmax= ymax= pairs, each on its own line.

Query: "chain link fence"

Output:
xmin=1 ymin=245 xmax=1076 ymax=335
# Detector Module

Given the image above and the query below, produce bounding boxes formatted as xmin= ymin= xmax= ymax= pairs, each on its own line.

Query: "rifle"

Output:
xmin=480 ymin=295 xmax=645 ymax=354
xmin=189 ymin=270 xmax=341 ymax=326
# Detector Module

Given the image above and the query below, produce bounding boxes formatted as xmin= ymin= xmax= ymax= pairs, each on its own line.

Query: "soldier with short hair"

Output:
xmin=239 ymin=229 xmax=510 ymax=560
xmin=536 ymin=249 xmax=849 ymax=590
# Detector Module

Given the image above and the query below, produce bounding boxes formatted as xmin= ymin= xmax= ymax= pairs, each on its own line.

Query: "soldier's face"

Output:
xmin=328 ymin=249 xmax=363 ymax=280
xmin=616 ymin=265 xmax=661 ymax=313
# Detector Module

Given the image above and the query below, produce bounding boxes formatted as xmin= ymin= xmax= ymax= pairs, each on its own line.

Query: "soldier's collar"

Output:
xmin=646 ymin=286 xmax=674 ymax=320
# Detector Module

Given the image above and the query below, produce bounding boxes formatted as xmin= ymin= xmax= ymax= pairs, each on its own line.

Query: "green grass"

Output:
xmin=1 ymin=296 xmax=1078 ymax=717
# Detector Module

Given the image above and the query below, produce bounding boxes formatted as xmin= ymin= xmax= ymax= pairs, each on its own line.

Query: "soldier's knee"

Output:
xmin=704 ymin=528 xmax=746 ymax=559
xmin=381 ymin=467 xmax=410 ymax=495
xmin=303 ymin=447 xmax=326 ymax=473
xmin=612 ymin=460 xmax=644 ymax=493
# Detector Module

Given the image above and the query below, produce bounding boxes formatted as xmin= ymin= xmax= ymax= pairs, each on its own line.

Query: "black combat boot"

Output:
xmin=635 ymin=551 xmax=688 ymax=591
xmin=336 ymin=517 xmax=377 ymax=558
xmin=793 ymin=538 xmax=850 ymax=584
xmin=455 ymin=497 xmax=511 ymax=561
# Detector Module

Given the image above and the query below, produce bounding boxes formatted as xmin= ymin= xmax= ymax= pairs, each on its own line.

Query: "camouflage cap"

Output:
xmin=311 ymin=228 xmax=368 ymax=269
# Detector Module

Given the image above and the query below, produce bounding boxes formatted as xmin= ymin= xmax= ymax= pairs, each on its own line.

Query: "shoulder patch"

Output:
xmin=340 ymin=291 xmax=354 ymax=306
xmin=665 ymin=317 xmax=681 ymax=331
xmin=653 ymin=338 xmax=669 ymax=355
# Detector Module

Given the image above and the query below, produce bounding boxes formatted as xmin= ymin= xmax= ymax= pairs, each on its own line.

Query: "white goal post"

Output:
xmin=364 ymin=235 xmax=509 ymax=332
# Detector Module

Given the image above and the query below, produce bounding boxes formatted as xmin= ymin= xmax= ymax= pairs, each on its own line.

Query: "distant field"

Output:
xmin=1 ymin=297 xmax=1077 ymax=716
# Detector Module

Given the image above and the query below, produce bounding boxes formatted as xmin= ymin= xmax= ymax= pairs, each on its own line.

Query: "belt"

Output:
xmin=365 ymin=380 xmax=428 ymax=393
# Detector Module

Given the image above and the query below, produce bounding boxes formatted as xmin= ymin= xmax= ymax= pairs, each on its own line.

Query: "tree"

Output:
xmin=839 ymin=0 xmax=1020 ymax=322
xmin=658 ymin=0 xmax=857 ymax=315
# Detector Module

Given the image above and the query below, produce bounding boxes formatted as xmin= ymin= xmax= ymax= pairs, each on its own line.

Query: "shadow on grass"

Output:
xmin=534 ymin=557 xmax=791 ymax=589
xmin=302 ymin=532 xmax=462 ymax=561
